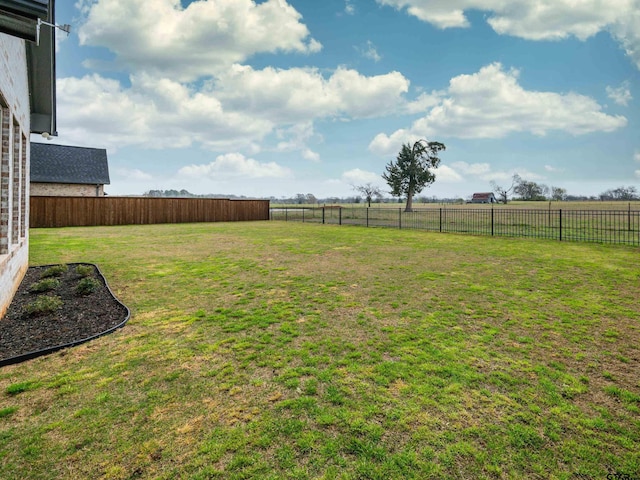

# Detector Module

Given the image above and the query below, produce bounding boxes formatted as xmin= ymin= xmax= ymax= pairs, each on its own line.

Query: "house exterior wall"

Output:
xmin=31 ymin=182 xmax=105 ymax=197
xmin=0 ymin=32 xmax=30 ymax=318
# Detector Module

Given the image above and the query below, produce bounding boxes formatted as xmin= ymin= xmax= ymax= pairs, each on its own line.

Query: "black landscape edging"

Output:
xmin=0 ymin=263 xmax=130 ymax=367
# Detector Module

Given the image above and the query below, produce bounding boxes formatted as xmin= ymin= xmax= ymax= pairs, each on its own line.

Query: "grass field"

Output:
xmin=1 ymin=222 xmax=639 ymax=479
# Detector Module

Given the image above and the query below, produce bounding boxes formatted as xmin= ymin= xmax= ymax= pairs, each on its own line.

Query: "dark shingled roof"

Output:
xmin=30 ymin=143 xmax=110 ymax=185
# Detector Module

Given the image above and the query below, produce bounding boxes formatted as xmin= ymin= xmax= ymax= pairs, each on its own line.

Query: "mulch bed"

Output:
xmin=0 ymin=263 xmax=129 ymax=366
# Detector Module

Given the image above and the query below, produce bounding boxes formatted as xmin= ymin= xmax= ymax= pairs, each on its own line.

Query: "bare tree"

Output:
xmin=352 ymin=183 xmax=383 ymax=207
xmin=551 ymin=186 xmax=567 ymax=201
xmin=490 ymin=174 xmax=521 ymax=204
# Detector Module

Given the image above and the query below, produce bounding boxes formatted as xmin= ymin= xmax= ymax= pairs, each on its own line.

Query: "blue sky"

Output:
xmin=41 ymin=0 xmax=640 ymax=199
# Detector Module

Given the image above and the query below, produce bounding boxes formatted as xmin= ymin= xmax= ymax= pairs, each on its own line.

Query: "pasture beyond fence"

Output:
xmin=31 ymin=196 xmax=270 ymax=228
xmin=270 ymin=206 xmax=640 ymax=246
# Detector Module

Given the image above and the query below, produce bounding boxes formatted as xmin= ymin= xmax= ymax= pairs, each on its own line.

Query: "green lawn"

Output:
xmin=1 ymin=222 xmax=639 ymax=479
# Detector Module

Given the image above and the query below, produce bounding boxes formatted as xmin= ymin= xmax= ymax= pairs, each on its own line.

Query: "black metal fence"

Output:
xmin=270 ymin=206 xmax=640 ymax=246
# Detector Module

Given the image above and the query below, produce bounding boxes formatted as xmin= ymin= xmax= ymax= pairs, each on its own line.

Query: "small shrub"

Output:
xmin=41 ymin=264 xmax=68 ymax=279
xmin=24 ymin=295 xmax=63 ymax=316
xmin=28 ymin=278 xmax=60 ymax=293
xmin=75 ymin=265 xmax=94 ymax=277
xmin=76 ymin=277 xmax=101 ymax=295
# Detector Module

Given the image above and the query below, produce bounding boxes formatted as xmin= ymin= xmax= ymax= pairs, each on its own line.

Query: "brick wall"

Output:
xmin=0 ymin=34 xmax=29 ymax=125
xmin=0 ymin=32 xmax=30 ymax=319
xmin=30 ymin=182 xmax=105 ymax=197
xmin=1 ymin=104 xmax=9 ymax=255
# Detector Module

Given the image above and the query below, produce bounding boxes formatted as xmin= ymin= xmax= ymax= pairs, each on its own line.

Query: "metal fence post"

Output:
xmin=322 ymin=207 xmax=325 ymax=224
xmin=302 ymin=208 xmax=305 ymax=223
xmin=559 ymin=209 xmax=562 ymax=241
xmin=491 ymin=207 xmax=494 ymax=236
xmin=399 ymin=208 xmax=402 ymax=229
xmin=339 ymin=207 xmax=342 ymax=226
xmin=439 ymin=208 xmax=442 ymax=233
xmin=366 ymin=208 xmax=369 ymax=228
xmin=285 ymin=207 xmax=288 ymax=222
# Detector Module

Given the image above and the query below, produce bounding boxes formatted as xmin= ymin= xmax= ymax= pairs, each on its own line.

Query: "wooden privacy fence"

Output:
xmin=30 ymin=196 xmax=270 ymax=228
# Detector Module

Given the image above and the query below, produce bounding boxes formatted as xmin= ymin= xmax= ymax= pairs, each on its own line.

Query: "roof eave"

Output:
xmin=26 ymin=0 xmax=55 ymax=135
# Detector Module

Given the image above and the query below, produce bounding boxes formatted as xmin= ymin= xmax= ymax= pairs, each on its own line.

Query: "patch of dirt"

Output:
xmin=0 ymin=263 xmax=129 ymax=364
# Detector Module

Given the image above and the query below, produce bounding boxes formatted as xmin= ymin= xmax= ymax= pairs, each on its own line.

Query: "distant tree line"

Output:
xmin=142 ymin=189 xmax=466 ymax=204
xmin=144 ymin=183 xmax=638 ymax=205
xmin=143 ymin=189 xmax=257 ymax=199
xmin=491 ymin=175 xmax=638 ymax=203
xmin=598 ymin=186 xmax=639 ymax=201
xmin=273 ymin=193 xmax=465 ymax=205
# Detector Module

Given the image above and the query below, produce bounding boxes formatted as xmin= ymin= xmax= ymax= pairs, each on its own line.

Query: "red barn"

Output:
xmin=471 ymin=192 xmax=498 ymax=204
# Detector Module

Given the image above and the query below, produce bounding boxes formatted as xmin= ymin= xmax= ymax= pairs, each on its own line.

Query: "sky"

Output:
xmin=38 ymin=0 xmax=640 ymax=199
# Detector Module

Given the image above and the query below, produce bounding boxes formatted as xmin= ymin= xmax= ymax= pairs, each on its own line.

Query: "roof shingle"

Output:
xmin=30 ymin=143 xmax=110 ymax=185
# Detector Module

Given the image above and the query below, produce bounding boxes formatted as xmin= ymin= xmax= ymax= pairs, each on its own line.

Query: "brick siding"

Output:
xmin=0 ymin=32 xmax=30 ymax=318
xmin=30 ymin=183 xmax=105 ymax=197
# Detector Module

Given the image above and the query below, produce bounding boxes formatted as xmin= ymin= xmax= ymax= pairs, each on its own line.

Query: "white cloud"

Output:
xmin=434 ymin=165 xmax=464 ymax=182
xmin=275 ymin=122 xmax=321 ymax=161
xmin=375 ymin=0 xmax=640 ymax=69
xmin=302 ymin=149 xmax=321 ymax=162
xmin=544 ymin=164 xmax=565 ymax=173
xmin=62 ymin=1 xmax=412 ymax=157
xmin=327 ymin=68 xmax=409 ymax=117
xmin=479 ymin=168 xmax=545 ymax=183
xmin=57 ymin=74 xmax=272 ymax=151
xmin=178 ymin=153 xmax=292 ymax=179
xmin=369 ymin=63 xmax=627 ymax=155
xmin=214 ymin=64 xmax=409 ymax=122
xmin=57 ymin=63 xmax=410 ymax=152
xmin=114 ymin=167 xmax=153 ymax=181
xmin=78 ymin=0 xmax=322 ymax=81
xmin=610 ymin=7 xmax=640 ymax=70
xmin=345 ymin=0 xmax=355 ymax=15
xmin=357 ymin=41 xmax=382 ymax=62
xmin=634 ymin=151 xmax=640 ymax=162
xmin=446 ymin=161 xmax=544 ymax=183
xmin=451 ymin=161 xmax=491 ymax=176
xmin=341 ymin=168 xmax=381 ymax=184
xmin=405 ymin=91 xmax=443 ymax=114
xmin=635 ymin=169 xmax=640 ymax=179
xmin=606 ymin=81 xmax=633 ymax=106
xmin=369 ymin=129 xmax=426 ymax=156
